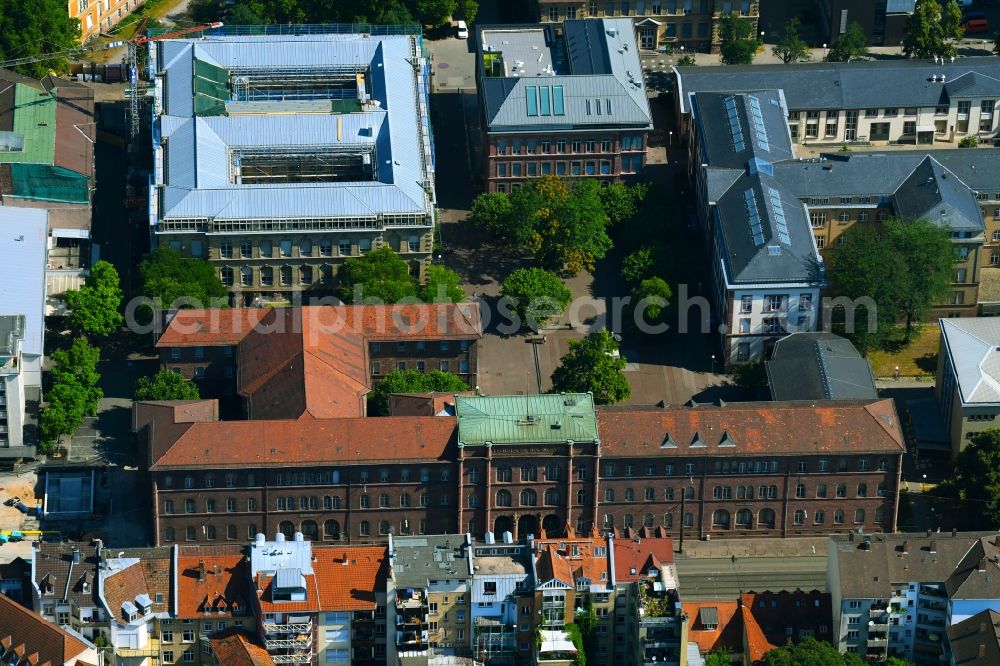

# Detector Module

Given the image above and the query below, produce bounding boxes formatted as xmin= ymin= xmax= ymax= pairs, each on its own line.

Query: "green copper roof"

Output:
xmin=455 ymin=393 xmax=598 ymax=446
xmin=0 ymin=84 xmax=56 ymax=166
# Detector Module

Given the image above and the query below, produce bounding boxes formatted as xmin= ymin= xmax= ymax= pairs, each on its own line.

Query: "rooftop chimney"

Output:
xmin=980 ymin=644 xmax=986 ymax=658
xmin=929 ymin=541 xmax=937 ymax=554
xmin=198 ymin=560 xmax=206 ymax=582
xmin=953 ymin=528 xmax=958 ymax=537
xmin=902 ymin=540 xmax=909 ymax=555
xmin=978 ymin=558 xmax=987 ymax=573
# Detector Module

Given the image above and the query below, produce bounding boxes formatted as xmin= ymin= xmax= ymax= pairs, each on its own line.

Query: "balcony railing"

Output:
xmin=269 ymin=651 xmax=315 ymax=664
xmin=264 ymin=620 xmax=313 ymax=633
xmin=265 ymin=636 xmax=313 ymax=650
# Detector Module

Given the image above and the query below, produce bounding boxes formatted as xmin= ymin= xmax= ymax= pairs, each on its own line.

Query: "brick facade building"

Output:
xmin=136 ymin=394 xmax=904 ymax=548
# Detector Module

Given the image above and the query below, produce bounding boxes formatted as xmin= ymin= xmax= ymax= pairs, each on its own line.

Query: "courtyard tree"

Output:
xmin=903 ymin=0 xmax=964 ymax=60
xmin=0 ymin=0 xmax=80 ymax=78
xmin=599 ymin=181 xmax=648 ymax=226
xmin=420 ymin=264 xmax=465 ymax=303
xmin=719 ymin=13 xmax=761 ymax=65
xmin=500 ymin=268 xmax=573 ymax=330
xmin=551 ymin=329 xmax=631 ymax=405
xmin=65 ymin=260 xmax=124 ymax=339
xmin=772 ymin=18 xmax=811 ymax=64
xmin=40 ymin=338 xmax=103 ymax=454
xmin=620 ymin=247 xmax=656 ymax=285
xmin=370 ymin=369 xmax=469 ymax=415
xmin=763 ymin=637 xmax=865 ymax=665
xmin=455 ymin=0 xmax=479 ymax=23
xmin=939 ymin=429 xmax=1000 ymax=526
xmin=469 ymin=191 xmax=515 ymax=236
xmin=825 ymin=22 xmax=869 ymax=62
xmin=630 ymin=277 xmax=672 ymax=327
xmin=138 ymin=247 xmax=228 ymax=310
xmin=413 ymin=0 xmax=457 ymax=25
xmin=827 ymin=217 xmax=952 ymax=344
xmin=134 ymin=369 xmax=201 ymax=402
xmin=339 ymin=247 xmax=418 ymax=304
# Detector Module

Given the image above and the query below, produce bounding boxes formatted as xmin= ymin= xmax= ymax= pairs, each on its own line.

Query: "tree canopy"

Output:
xmin=903 ymin=0 xmax=964 ymax=60
xmin=0 ymin=0 xmax=80 ymax=78
xmin=763 ymin=637 xmax=865 ymax=666
xmin=939 ymin=429 xmax=1000 ymax=526
xmin=138 ymin=247 xmax=228 ymax=310
xmin=65 ymin=261 xmax=124 ymax=339
xmin=719 ymin=13 xmax=761 ymax=65
xmin=372 ymin=369 xmax=469 ymax=415
xmin=551 ymin=329 xmax=631 ymax=405
xmin=825 ymin=22 xmax=869 ymax=62
xmin=631 ymin=277 xmax=672 ymax=325
xmin=469 ymin=176 xmax=616 ymax=274
xmin=500 ymin=268 xmax=573 ymax=330
xmin=225 ymin=0 xmax=477 ymax=26
xmin=338 ymin=248 xmax=464 ymax=304
xmin=772 ymin=18 xmax=811 ymax=64
xmin=421 ymin=264 xmax=466 ymax=303
xmin=134 ymin=369 xmax=201 ymax=402
xmin=40 ymin=338 xmax=103 ymax=454
xmin=827 ymin=217 xmax=953 ymax=346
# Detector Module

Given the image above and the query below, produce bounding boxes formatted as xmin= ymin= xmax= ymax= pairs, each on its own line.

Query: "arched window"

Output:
xmin=240 ymin=266 xmax=252 ymax=287
xmin=834 ymin=509 xmax=845 ymax=524
xmin=603 ymin=514 xmax=614 ymax=527
xmin=259 ymin=266 xmax=273 ymax=286
xmin=643 ymin=513 xmax=654 ymax=528
xmin=793 ymin=510 xmax=806 ymax=525
xmin=220 ymin=266 xmax=234 ymax=286
xmin=836 ymin=484 xmax=847 ymax=498
xmin=379 ymin=520 xmax=391 ymax=535
xmin=854 ymin=508 xmax=865 ymax=523
xmin=165 ymin=527 xmax=175 ymax=541
xmin=301 ymin=520 xmax=318 ymax=539
xmin=227 ymin=525 xmax=237 ymax=540
xmin=577 ymin=489 xmax=586 ymax=505
xmin=625 ymin=488 xmax=635 ymax=502
xmin=604 ymin=488 xmax=615 ymax=502
xmin=857 ymin=483 xmax=868 ymax=497
xmin=324 ymin=519 xmax=341 ymax=540
xmin=758 ymin=508 xmax=776 ymax=529
xmin=400 ymin=519 xmax=412 ymax=535
xmin=323 ymin=496 xmax=333 ymax=510
xmin=624 ymin=513 xmax=634 ymax=528
xmin=735 ymin=509 xmax=752 ymax=528
xmin=400 ymin=493 xmax=411 ymax=507
xmin=360 ymin=494 xmax=370 ymax=508
xmin=300 ymin=266 xmax=313 ymax=285
xmin=496 ymin=489 xmax=512 ymax=507
xmin=712 ymin=486 xmax=732 ymax=500
xmin=816 ymin=483 xmax=827 ymax=498
xmin=737 ymin=485 xmax=746 ymax=500
xmin=874 ymin=507 xmax=884 ymax=523
xmin=815 ymin=510 xmax=825 ymax=524
xmin=683 ymin=512 xmax=694 ymax=527
xmin=279 ymin=521 xmax=294 ymax=538
xmin=795 ymin=483 xmax=806 ymax=498
xmin=280 ymin=265 xmax=292 ymax=286
xmin=320 ymin=264 xmax=333 ymax=286
xmin=663 ymin=513 xmax=673 ymax=528
xmin=379 ymin=493 xmax=389 ymax=508
xmin=496 ymin=466 xmax=512 ymax=482
xmin=359 ymin=520 xmax=370 ymax=536
xmin=544 ymin=489 xmax=560 ymax=506
xmin=520 ymin=489 xmax=537 ymax=506
xmin=665 ymin=487 xmax=674 ymax=501
xmin=684 ymin=487 xmax=695 ymax=500
xmin=712 ymin=509 xmax=730 ymax=528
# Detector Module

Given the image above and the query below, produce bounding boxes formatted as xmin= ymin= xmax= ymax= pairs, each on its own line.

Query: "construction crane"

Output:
xmin=0 ymin=20 xmax=222 ymax=137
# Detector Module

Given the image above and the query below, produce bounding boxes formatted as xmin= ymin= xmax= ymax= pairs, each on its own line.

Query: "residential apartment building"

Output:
xmin=0 ymin=69 xmax=96 ymax=306
xmin=477 ymin=19 xmax=653 ymax=193
xmin=71 ymin=0 xmax=146 ymax=42
xmin=0 ymin=591 xmax=99 ymax=666
xmin=31 ymin=542 xmax=104 ymax=643
xmin=148 ymin=28 xmax=436 ymax=305
xmin=206 ymin=632 xmax=275 ymax=666
xmin=390 ymin=534 xmax=473 ymax=659
xmin=675 ymin=60 xmax=1000 ymax=148
xmin=827 ymin=531 xmax=1000 ymax=664
xmin=136 ymin=392 xmax=905 ymax=547
xmin=536 ymin=0 xmax=759 ymax=53
xmin=470 ymin=537 xmax=534 ymax=665
xmin=937 ymin=317 xmax=1000 ymax=457
xmin=947 ymin=609 xmax=1000 ymax=665
xmin=99 ymin=548 xmax=173 ymax=665
xmin=155 ymin=305 xmax=482 ymax=405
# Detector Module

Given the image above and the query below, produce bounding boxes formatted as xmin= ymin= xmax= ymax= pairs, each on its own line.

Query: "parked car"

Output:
xmin=962 ymin=15 xmax=989 ymax=33
xmin=456 ymin=20 xmax=468 ymax=39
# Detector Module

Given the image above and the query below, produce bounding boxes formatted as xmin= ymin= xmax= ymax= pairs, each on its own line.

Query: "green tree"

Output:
xmin=886 ymin=659 xmax=915 ymax=666
xmin=65 ymin=261 xmax=124 ymax=339
xmin=621 ymin=247 xmax=655 ymax=285
xmin=959 ymin=135 xmax=979 ymax=148
xmin=0 ymin=0 xmax=80 ymax=78
xmin=564 ymin=623 xmax=586 ymax=666
xmin=421 ymin=265 xmax=465 ymax=303
xmin=551 ymin=329 xmax=631 ymax=405
xmin=576 ymin=597 xmax=598 ymax=662
xmin=138 ymin=247 xmax=228 ymax=309
xmin=704 ymin=648 xmax=734 ymax=666
xmin=828 ymin=217 xmax=952 ymax=343
xmin=338 ymin=247 xmax=418 ymax=304
xmin=763 ymin=637 xmax=865 ymax=665
xmin=188 ymin=0 xmax=222 ymax=22
xmin=825 ymin=22 xmax=869 ymax=62
xmin=940 ymin=429 xmax=1000 ymax=526
xmin=677 ymin=54 xmax=697 ymax=66
xmin=371 ymin=369 xmax=469 ymax=415
xmin=40 ymin=338 xmax=103 ymax=454
xmin=469 ymin=191 xmax=514 ymax=236
xmin=772 ymin=18 xmax=811 ymax=64
xmin=501 ymin=268 xmax=572 ymax=330
xmin=226 ymin=3 xmax=265 ymax=24
xmin=50 ymin=337 xmax=101 ymax=392
xmin=599 ymin=182 xmax=648 ymax=226
xmin=903 ymin=0 xmax=964 ymax=60
xmin=719 ymin=13 xmax=760 ymax=65
xmin=631 ymin=277 xmax=672 ymax=323
xmin=134 ymin=369 xmax=201 ymax=402
xmin=413 ymin=0 xmax=457 ymax=25
xmin=455 ymin=0 xmax=478 ymax=23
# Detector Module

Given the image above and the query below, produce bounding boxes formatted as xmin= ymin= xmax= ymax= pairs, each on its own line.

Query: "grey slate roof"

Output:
xmin=892 ymin=156 xmax=984 ymax=232
xmin=479 ymin=19 xmax=652 ymax=132
xmin=676 ymin=58 xmax=1000 ymax=113
xmin=766 ymin=332 xmax=877 ymax=401
xmin=946 ymin=535 xmax=1000 ymax=600
xmin=939 ymin=317 xmax=1000 ymax=405
xmin=391 ymin=534 xmax=472 ymax=588
xmin=691 ymin=90 xmax=794 ymax=171
xmin=831 ymin=532 xmax=1000 ymax=600
xmin=947 ymin=610 xmax=1000 ymax=665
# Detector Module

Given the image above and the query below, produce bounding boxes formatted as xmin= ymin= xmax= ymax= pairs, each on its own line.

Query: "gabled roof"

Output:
xmin=939 ymin=317 xmax=1000 ymax=405
xmin=533 ymin=535 xmax=611 ymax=590
xmin=741 ymin=605 xmax=778 ymax=662
xmin=612 ymin=536 xmax=674 ymax=583
xmin=945 ymin=71 xmax=1000 ymax=99
xmin=455 ymin=393 xmax=598 ymax=446
xmin=534 ymin=545 xmax=575 ymax=589
xmin=766 ymin=332 xmax=877 ymax=401
xmin=177 ymin=551 xmax=251 ymax=618
xmin=946 ymin=535 xmax=1000 ymax=600
xmin=597 ymin=399 xmax=904 ymax=457
xmin=892 ymin=156 xmax=984 ymax=233
xmin=947 ymin=609 xmax=1000 ymax=665
xmin=208 ymin=632 xmax=274 ymax=666
xmin=33 ymin=542 xmax=100 ymax=611
xmin=692 ymin=91 xmax=793 ymax=171
xmin=102 ymin=549 xmax=172 ymax=623
xmin=312 ymin=546 xmax=388 ymax=611
xmin=0 ymin=591 xmax=94 ymax=666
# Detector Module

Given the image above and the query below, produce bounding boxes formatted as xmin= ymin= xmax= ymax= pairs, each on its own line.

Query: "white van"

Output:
xmin=456 ymin=20 xmax=469 ymax=39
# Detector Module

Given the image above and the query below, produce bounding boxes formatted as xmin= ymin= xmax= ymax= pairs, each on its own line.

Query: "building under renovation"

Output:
xmin=149 ymin=27 xmax=435 ymax=305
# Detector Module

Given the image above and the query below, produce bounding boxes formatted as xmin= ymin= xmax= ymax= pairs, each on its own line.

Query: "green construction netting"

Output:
xmin=9 ymin=164 xmax=89 ymax=203
xmin=194 ymin=57 xmax=230 ymax=117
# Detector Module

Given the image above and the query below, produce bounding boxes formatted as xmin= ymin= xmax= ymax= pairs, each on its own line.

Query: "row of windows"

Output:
xmin=163 ymin=467 xmax=454 ymax=489
xmin=160 ymin=517 xmax=431 ymax=541
xmin=496 ymin=161 xmax=615 ymax=178
xmin=495 ymin=136 xmax=643 ymax=156
xmin=373 ymin=359 xmax=467 ymax=375
xmin=218 ymin=238 xmax=410 ymax=260
xmin=598 ymin=505 xmax=883 ymax=531
xmin=220 ymin=264 xmax=330 ymax=288
xmin=371 ymin=340 xmax=469 ymax=354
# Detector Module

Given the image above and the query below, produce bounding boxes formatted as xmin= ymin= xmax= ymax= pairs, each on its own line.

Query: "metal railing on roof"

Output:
xmin=149 ymin=23 xmax=421 ymax=38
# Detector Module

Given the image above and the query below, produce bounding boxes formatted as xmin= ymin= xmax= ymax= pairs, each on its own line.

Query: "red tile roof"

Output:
xmin=0 ymin=591 xmax=93 ymax=666
xmin=597 ymin=399 xmax=904 ymax=457
xmin=389 ymin=392 xmax=475 ymax=417
xmin=103 ymin=553 xmax=172 ymax=622
xmin=612 ymin=536 xmax=674 ymax=583
xmin=176 ymin=554 xmax=252 ymax=619
xmin=254 ymin=571 xmax=322 ymax=614
xmin=147 ymin=415 xmax=456 ymax=470
xmin=741 ymin=606 xmax=778 ymax=662
xmin=312 ymin=545 xmax=389 ymax=611
xmin=209 ymin=631 xmax=274 ymax=666
xmin=533 ymin=536 xmax=611 ymax=588
xmin=157 ymin=309 xmax=271 ymax=347
xmin=683 ymin=600 xmax=742 ymax=654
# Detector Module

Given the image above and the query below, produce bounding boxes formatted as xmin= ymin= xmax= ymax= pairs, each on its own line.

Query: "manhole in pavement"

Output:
xmin=438 ymin=62 xmax=450 ymax=69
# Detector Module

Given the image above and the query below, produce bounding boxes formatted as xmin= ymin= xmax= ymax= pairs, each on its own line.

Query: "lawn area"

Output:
xmin=867 ymin=324 xmax=940 ymax=378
